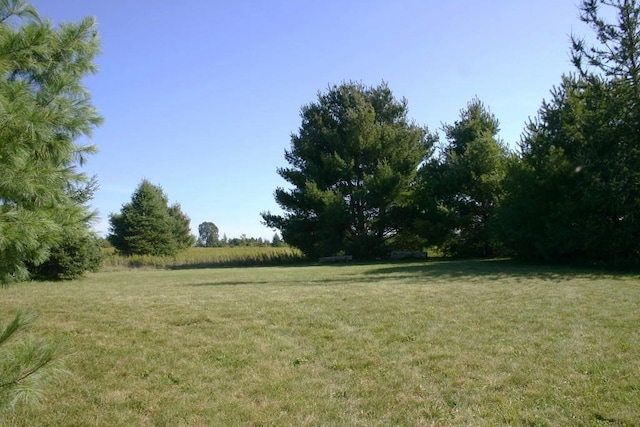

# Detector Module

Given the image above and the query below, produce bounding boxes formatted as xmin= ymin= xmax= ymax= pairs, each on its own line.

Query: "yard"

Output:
xmin=1 ymin=259 xmax=638 ymax=426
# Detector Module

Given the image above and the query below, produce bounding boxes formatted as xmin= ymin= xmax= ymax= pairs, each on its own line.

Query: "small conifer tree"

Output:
xmin=108 ymin=180 xmax=193 ymax=256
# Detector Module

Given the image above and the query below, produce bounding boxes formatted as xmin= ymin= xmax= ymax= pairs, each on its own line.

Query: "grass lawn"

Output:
xmin=1 ymin=259 xmax=639 ymax=426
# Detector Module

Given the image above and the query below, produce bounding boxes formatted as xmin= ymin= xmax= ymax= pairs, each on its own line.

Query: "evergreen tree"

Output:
xmin=417 ymin=98 xmax=510 ymax=257
xmin=108 ymin=180 xmax=191 ymax=256
xmin=29 ymin=231 xmax=103 ymax=281
xmin=29 ymin=176 xmax=104 ymax=280
xmin=262 ymin=82 xmax=433 ymax=259
xmin=271 ymin=233 xmax=284 ymax=247
xmin=571 ymin=0 xmax=640 ymax=90
xmin=500 ymin=75 xmax=639 ymax=262
xmin=168 ymin=204 xmax=195 ymax=250
xmin=0 ymin=0 xmax=102 ymax=283
xmin=500 ymin=0 xmax=640 ymax=263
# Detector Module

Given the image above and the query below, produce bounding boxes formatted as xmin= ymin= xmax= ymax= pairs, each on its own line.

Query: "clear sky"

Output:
xmin=30 ymin=1 xmax=587 ymax=240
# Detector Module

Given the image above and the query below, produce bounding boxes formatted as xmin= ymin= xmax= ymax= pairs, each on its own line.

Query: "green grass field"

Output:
xmin=1 ymin=259 xmax=639 ymax=426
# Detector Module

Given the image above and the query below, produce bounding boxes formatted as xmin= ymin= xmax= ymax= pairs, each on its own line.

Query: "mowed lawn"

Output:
xmin=1 ymin=260 xmax=639 ymax=426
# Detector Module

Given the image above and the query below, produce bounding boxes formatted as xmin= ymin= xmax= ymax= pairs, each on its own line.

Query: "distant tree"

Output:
xmin=197 ymin=222 xmax=220 ymax=247
xmin=262 ymin=81 xmax=433 ymax=259
xmin=499 ymin=0 xmax=640 ymax=263
xmin=220 ymin=235 xmax=270 ymax=248
xmin=229 ymin=234 xmax=249 ymax=247
xmin=0 ymin=0 xmax=102 ymax=283
xmin=271 ymin=233 xmax=285 ymax=247
xmin=417 ymin=98 xmax=510 ymax=257
xmin=108 ymin=180 xmax=191 ymax=256
xmin=168 ymin=204 xmax=196 ymax=249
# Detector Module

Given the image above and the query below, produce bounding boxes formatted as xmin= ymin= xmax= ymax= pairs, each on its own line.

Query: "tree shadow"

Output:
xmin=168 ymin=260 xmax=312 ymax=271
xmin=183 ymin=258 xmax=640 ymax=288
xmin=363 ymin=258 xmax=640 ymax=282
xmin=189 ymin=280 xmax=272 ymax=287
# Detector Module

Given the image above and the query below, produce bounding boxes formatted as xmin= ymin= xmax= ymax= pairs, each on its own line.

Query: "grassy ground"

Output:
xmin=1 ymin=259 xmax=639 ymax=426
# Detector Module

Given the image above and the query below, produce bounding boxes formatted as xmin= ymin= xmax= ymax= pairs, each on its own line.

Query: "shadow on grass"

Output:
xmin=185 ymin=258 xmax=640 ymax=288
xmin=363 ymin=258 xmax=640 ymax=282
xmin=189 ymin=280 xmax=273 ymax=287
xmin=168 ymin=259 xmax=311 ymax=271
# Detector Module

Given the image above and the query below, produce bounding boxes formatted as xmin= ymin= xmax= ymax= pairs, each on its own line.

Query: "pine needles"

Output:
xmin=0 ymin=310 xmax=59 ymax=412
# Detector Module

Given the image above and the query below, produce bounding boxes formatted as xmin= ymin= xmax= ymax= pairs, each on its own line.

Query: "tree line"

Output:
xmin=262 ymin=0 xmax=640 ymax=265
xmin=2 ymin=0 xmax=640 ymax=287
xmin=197 ymin=221 xmax=285 ymax=248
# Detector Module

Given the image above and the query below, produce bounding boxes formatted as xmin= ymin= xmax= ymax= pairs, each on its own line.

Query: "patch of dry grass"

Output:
xmin=1 ymin=260 xmax=639 ymax=425
xmin=101 ymin=246 xmax=304 ymax=270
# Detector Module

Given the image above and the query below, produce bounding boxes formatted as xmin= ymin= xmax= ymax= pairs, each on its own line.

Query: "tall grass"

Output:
xmin=102 ymin=246 xmax=305 ymax=270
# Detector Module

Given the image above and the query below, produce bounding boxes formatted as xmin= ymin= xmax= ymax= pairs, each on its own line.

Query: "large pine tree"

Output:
xmin=1 ymin=0 xmax=98 ymax=410
xmin=417 ymin=98 xmax=510 ymax=257
xmin=262 ymin=82 xmax=433 ymax=259
xmin=499 ymin=0 xmax=640 ymax=263
xmin=0 ymin=0 xmax=102 ymax=283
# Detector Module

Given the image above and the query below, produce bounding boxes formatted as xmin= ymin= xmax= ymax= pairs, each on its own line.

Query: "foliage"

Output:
xmin=108 ymin=180 xmax=193 ymax=256
xmin=101 ymin=246 xmax=304 ymax=269
xmin=29 ymin=231 xmax=103 ymax=280
xmin=205 ymin=233 xmax=275 ymax=248
xmin=0 ymin=0 xmax=102 ymax=283
xmin=500 ymin=0 xmax=640 ymax=263
xmin=224 ymin=234 xmax=272 ymax=247
xmin=262 ymin=81 xmax=433 ymax=259
xmin=271 ymin=233 xmax=285 ymax=247
xmin=0 ymin=311 xmax=57 ymax=412
xmin=571 ymin=0 xmax=640 ymax=87
xmin=197 ymin=221 xmax=220 ymax=247
xmin=28 ymin=176 xmax=103 ymax=280
xmin=168 ymin=204 xmax=196 ymax=250
xmin=416 ymin=98 xmax=510 ymax=257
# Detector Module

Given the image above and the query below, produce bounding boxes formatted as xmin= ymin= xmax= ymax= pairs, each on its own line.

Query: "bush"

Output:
xmin=30 ymin=232 xmax=104 ymax=281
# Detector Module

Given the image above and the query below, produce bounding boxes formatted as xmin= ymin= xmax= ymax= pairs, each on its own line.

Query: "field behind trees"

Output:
xmin=101 ymin=246 xmax=305 ymax=270
xmin=1 ymin=260 xmax=638 ymax=426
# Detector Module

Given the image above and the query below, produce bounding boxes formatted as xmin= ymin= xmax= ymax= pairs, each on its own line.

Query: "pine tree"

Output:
xmin=168 ymin=204 xmax=196 ymax=250
xmin=0 ymin=0 xmax=102 ymax=283
xmin=29 ymin=177 xmax=104 ymax=280
xmin=262 ymin=82 xmax=433 ymax=259
xmin=108 ymin=180 xmax=192 ymax=256
xmin=500 ymin=0 xmax=640 ymax=263
xmin=417 ymin=98 xmax=510 ymax=257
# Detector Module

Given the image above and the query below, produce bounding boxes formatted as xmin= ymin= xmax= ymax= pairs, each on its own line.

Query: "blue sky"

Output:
xmin=31 ymin=1 xmax=586 ymax=240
